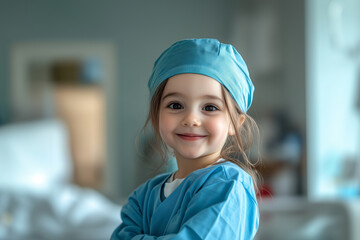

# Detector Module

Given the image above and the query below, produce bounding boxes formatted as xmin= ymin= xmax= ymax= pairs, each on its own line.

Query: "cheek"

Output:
xmin=159 ymin=112 xmax=175 ymax=137
xmin=206 ymin=117 xmax=230 ymax=139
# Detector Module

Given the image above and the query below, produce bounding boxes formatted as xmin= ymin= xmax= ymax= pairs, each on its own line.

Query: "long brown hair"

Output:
xmin=142 ymin=79 xmax=261 ymax=192
xmin=220 ymin=86 xmax=261 ymax=192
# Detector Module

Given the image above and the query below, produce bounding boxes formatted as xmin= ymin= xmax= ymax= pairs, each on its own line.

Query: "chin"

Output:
xmin=176 ymin=151 xmax=204 ymax=160
xmin=181 ymin=154 xmax=203 ymax=160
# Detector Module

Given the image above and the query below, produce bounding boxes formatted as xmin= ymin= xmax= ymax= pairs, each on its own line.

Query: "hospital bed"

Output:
xmin=0 ymin=119 xmax=121 ymax=240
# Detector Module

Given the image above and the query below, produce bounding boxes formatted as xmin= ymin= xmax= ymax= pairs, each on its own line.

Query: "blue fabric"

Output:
xmin=148 ymin=39 xmax=254 ymax=113
xmin=110 ymin=162 xmax=259 ymax=239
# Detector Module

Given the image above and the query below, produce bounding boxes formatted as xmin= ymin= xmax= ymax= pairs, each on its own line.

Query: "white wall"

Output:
xmin=306 ymin=0 xmax=360 ymax=198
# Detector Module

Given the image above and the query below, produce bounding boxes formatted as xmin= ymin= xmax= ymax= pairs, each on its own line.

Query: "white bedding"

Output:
xmin=0 ymin=185 xmax=121 ymax=240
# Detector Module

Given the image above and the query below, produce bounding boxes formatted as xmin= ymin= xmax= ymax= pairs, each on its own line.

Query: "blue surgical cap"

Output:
xmin=148 ymin=38 xmax=254 ymax=113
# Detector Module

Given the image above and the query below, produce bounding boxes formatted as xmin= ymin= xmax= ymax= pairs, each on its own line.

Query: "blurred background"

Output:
xmin=0 ymin=0 xmax=359 ymax=239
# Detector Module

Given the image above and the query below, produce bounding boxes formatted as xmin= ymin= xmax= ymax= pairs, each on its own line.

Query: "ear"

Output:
xmin=228 ymin=114 xmax=245 ymax=136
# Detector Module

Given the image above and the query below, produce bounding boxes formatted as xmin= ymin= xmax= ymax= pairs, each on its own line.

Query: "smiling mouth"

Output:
xmin=176 ymin=133 xmax=206 ymax=141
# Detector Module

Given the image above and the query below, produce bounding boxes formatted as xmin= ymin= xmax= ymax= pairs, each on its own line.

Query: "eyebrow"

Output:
xmin=162 ymin=92 xmax=181 ymax=101
xmin=162 ymin=92 xmax=224 ymax=102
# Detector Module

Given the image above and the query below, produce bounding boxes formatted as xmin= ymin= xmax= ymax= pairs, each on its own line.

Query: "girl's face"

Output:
xmin=159 ymin=73 xmax=234 ymax=163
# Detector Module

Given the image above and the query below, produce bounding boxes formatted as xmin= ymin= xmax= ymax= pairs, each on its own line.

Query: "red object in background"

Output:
xmin=257 ymin=184 xmax=273 ymax=198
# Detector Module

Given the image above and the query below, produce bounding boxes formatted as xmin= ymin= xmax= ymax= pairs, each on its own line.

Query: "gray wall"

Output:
xmin=0 ymin=0 xmax=241 ymax=199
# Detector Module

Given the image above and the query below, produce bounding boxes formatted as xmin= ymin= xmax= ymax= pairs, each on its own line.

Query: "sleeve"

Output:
xmin=110 ymin=186 xmax=147 ymax=240
xmin=111 ymin=172 xmax=259 ymax=240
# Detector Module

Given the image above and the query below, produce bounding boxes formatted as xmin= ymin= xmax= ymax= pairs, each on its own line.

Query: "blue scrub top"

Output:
xmin=111 ymin=161 xmax=259 ymax=239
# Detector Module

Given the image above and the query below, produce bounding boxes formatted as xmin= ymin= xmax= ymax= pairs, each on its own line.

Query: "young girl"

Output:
xmin=111 ymin=38 xmax=260 ymax=239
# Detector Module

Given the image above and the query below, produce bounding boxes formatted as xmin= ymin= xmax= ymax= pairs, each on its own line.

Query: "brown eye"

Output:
xmin=203 ymin=105 xmax=218 ymax=111
xmin=168 ymin=102 xmax=183 ymax=109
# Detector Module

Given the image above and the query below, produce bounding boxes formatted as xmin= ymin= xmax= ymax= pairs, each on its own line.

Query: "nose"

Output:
xmin=181 ymin=110 xmax=201 ymax=127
